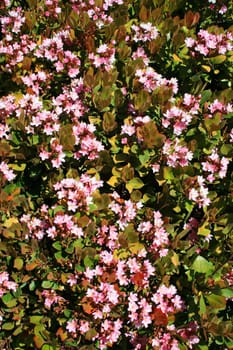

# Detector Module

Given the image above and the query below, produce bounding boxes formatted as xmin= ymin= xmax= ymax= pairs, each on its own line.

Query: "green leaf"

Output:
xmin=93 ymin=193 xmax=110 ymax=210
xmin=124 ymin=223 xmax=139 ymax=243
xmin=84 ymin=255 xmax=94 ymax=268
xmin=41 ymin=344 xmax=54 ymax=350
xmin=185 ymin=201 xmax=194 ymax=214
xmin=200 ymin=90 xmax=212 ymax=104
xmin=199 ymin=294 xmax=207 ymax=315
xmin=8 ymin=163 xmax=26 ymax=171
xmin=171 ymin=252 xmax=180 ymax=267
xmin=126 ymin=177 xmax=144 ymax=193
xmin=41 ymin=281 xmax=54 ymax=289
xmin=224 ymin=112 xmax=233 ymax=119
xmin=30 ymin=316 xmax=44 ymax=324
xmin=42 ymin=345 xmax=54 ymax=350
xmin=88 ymin=203 xmax=98 ymax=212
xmin=2 ymin=292 xmax=12 ymax=303
xmin=2 ymin=322 xmax=15 ymax=330
xmin=163 ymin=166 xmax=174 ymax=181
xmin=2 ymin=297 xmax=17 ymax=308
xmin=214 ymin=288 xmax=233 ymax=298
xmin=191 ymin=256 xmax=214 ymax=275
xmin=14 ymin=257 xmax=24 ymax=270
xmin=225 ymin=339 xmax=233 ymax=348
xmin=29 ymin=280 xmax=36 ymax=291
xmin=52 ymin=241 xmax=62 ymax=250
xmin=197 ymin=225 xmax=211 ymax=236
xmin=103 ymin=112 xmax=117 ymax=133
xmin=206 ymin=294 xmax=226 ymax=310
xmin=210 ymin=55 xmax=226 ymax=64
xmin=53 ymin=205 xmax=65 ymax=214
xmin=107 ymin=175 xmax=120 ymax=188
xmin=220 ymin=144 xmax=233 ymax=156
xmin=13 ymin=325 xmax=23 ymax=336
xmin=129 ymin=242 xmax=145 ymax=254
xmin=139 ymin=151 xmax=151 ymax=165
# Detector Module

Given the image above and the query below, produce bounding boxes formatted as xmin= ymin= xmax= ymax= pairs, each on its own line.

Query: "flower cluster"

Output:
xmin=207 ymin=98 xmax=233 ymax=117
xmin=162 ymin=94 xmax=200 ymax=135
xmin=35 ymin=30 xmax=80 ymax=78
xmin=0 ymin=7 xmax=25 ymax=35
xmin=109 ymin=191 xmax=143 ymax=229
xmin=89 ymin=43 xmax=116 ymax=71
xmin=0 ymin=95 xmax=16 ymax=139
xmin=202 ymin=148 xmax=229 ymax=182
xmin=152 ymin=284 xmax=184 ymax=314
xmin=132 ymin=47 xmax=150 ymax=65
xmin=0 ymin=272 xmax=18 ymax=297
xmin=54 ymin=175 xmax=103 ymax=212
xmin=64 ymin=205 xmax=185 ymax=348
xmin=0 ymin=161 xmax=16 ymax=182
xmin=70 ymin=0 xmax=123 ymax=28
xmin=52 ymin=81 xmax=87 ymax=122
xmin=185 ymin=29 xmax=233 ymax=56
xmin=188 ymin=176 xmax=211 ymax=208
xmin=0 ymin=33 xmax=36 ymax=72
xmin=131 ymin=22 xmax=159 ymax=43
xmin=208 ymin=1 xmax=228 ymax=14
xmin=138 ymin=211 xmax=170 ymax=257
xmin=135 ymin=67 xmax=178 ymax=94
xmin=73 ymin=122 xmax=104 ymax=160
xmin=44 ymin=0 xmax=62 ymax=18
xmin=21 ymin=206 xmax=83 ymax=240
xmin=39 ymin=138 xmax=66 ymax=168
xmin=163 ymin=138 xmax=193 ymax=167
xmin=21 ymin=175 xmax=102 ymax=239
xmin=42 ymin=289 xmax=65 ymax=309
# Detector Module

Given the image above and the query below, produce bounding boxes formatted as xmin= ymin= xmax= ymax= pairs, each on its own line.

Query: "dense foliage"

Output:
xmin=0 ymin=0 xmax=233 ymax=349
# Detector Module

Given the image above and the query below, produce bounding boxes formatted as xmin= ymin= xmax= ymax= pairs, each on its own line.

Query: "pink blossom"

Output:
xmin=188 ymin=176 xmax=210 ymax=207
xmin=151 ymin=284 xmax=184 ymax=314
xmin=89 ymin=44 xmax=115 ymax=71
xmin=131 ymin=22 xmax=159 ymax=42
xmin=202 ymin=148 xmax=229 ymax=182
xmin=42 ymin=289 xmax=64 ymax=309
xmin=186 ymin=29 xmax=233 ymax=57
xmin=79 ymin=320 xmax=90 ymax=334
xmin=0 ymin=272 xmax=18 ymax=297
xmin=163 ymin=138 xmax=193 ymax=167
xmin=132 ymin=47 xmax=149 ymax=65
xmin=135 ymin=67 xmax=178 ymax=94
xmin=0 ymin=161 xmax=16 ymax=181
xmin=116 ymin=260 xmax=128 ymax=285
xmin=66 ymin=319 xmax=78 ymax=334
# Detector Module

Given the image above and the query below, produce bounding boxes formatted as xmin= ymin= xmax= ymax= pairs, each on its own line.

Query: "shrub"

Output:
xmin=0 ymin=0 xmax=233 ymax=349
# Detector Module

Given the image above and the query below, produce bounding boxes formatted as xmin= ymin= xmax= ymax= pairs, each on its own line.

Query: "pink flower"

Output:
xmin=0 ymin=272 xmax=18 ymax=297
xmin=185 ymin=37 xmax=195 ymax=47
xmin=0 ymin=161 xmax=16 ymax=181
xmin=79 ymin=320 xmax=90 ymax=334
xmin=135 ymin=67 xmax=178 ymax=94
xmin=66 ymin=319 xmax=78 ymax=334
xmin=163 ymin=138 xmax=193 ymax=167
xmin=132 ymin=22 xmax=159 ymax=42
xmin=42 ymin=289 xmax=64 ymax=309
xmin=188 ymin=176 xmax=210 ymax=207
xmin=219 ymin=5 xmax=227 ymax=14
xmin=202 ymin=148 xmax=229 ymax=182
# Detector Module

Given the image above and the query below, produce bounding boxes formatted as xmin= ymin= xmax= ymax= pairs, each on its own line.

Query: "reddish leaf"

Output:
xmin=151 ymin=307 xmax=168 ymax=326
